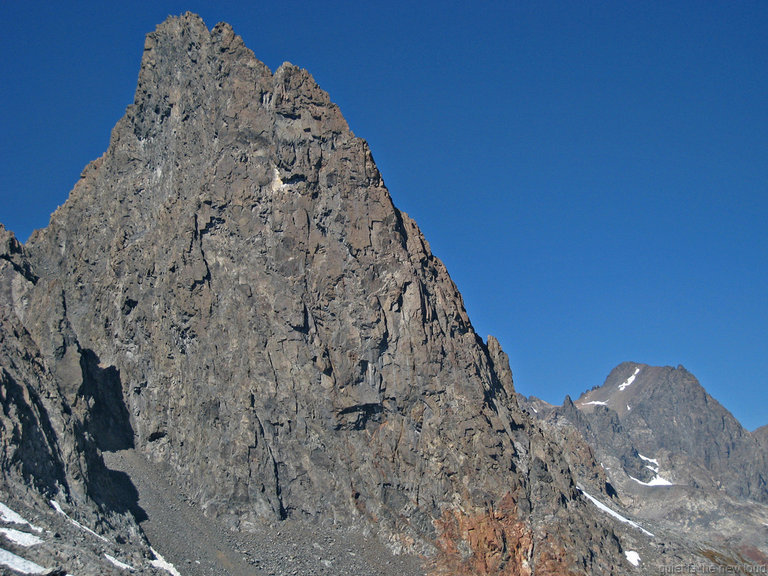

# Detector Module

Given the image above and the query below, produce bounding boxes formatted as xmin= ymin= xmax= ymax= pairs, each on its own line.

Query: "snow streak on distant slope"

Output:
xmin=629 ymin=474 xmax=674 ymax=486
xmin=638 ymin=454 xmax=659 ymax=468
xmin=578 ymin=488 xmax=654 ymax=537
xmin=630 ymin=454 xmax=674 ymax=486
xmin=618 ymin=367 xmax=641 ymax=391
xmin=50 ymin=500 xmax=108 ymax=543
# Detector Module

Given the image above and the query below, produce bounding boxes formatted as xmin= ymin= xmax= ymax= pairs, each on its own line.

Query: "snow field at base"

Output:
xmin=105 ymin=553 xmax=136 ymax=571
xmin=0 ymin=502 xmax=43 ymax=532
xmin=150 ymin=547 xmax=183 ymax=576
xmin=0 ymin=527 xmax=44 ymax=547
xmin=50 ymin=499 xmax=109 ymax=543
xmin=2 ymin=499 xmax=184 ymax=576
xmin=0 ymin=502 xmax=51 ymax=575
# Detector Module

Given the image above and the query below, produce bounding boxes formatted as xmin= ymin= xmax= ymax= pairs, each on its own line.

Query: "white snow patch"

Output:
xmin=625 ymin=550 xmax=641 ymax=566
xmin=150 ymin=547 xmax=182 ymax=576
xmin=618 ymin=367 xmax=641 ymax=391
xmin=584 ymin=400 xmax=608 ymax=406
xmin=627 ymin=404 xmax=631 ymax=411
xmin=105 ymin=554 xmax=135 ymax=571
xmin=0 ymin=547 xmax=47 ymax=574
xmin=630 ymin=454 xmax=673 ymax=486
xmin=579 ymin=488 xmax=654 ymax=537
xmin=270 ymin=167 xmax=289 ymax=193
xmin=638 ymin=454 xmax=659 ymax=467
xmin=532 ymin=406 xmax=538 ymax=414
xmin=630 ymin=474 xmax=674 ymax=487
xmin=645 ymin=465 xmax=662 ymax=476
xmin=0 ymin=528 xmax=44 ymax=547
xmin=0 ymin=503 xmax=43 ymax=533
xmin=50 ymin=500 xmax=108 ymax=543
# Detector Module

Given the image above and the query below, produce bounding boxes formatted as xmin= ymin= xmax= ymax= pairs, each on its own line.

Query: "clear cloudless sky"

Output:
xmin=1 ymin=1 xmax=766 ymax=429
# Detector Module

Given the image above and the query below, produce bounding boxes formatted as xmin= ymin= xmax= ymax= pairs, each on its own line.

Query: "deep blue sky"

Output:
xmin=1 ymin=2 xmax=766 ymax=430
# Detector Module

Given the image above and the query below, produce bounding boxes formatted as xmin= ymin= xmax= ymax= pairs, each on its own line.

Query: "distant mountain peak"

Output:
xmin=520 ymin=360 xmax=768 ymax=567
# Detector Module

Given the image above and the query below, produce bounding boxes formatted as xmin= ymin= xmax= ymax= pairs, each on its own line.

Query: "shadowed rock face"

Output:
xmin=1 ymin=224 xmax=146 ymax=565
xmin=7 ymin=13 xmax=733 ymax=575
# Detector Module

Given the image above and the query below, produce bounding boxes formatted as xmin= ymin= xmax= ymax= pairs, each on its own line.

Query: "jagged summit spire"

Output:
xmin=2 ymin=14 xmax=682 ymax=575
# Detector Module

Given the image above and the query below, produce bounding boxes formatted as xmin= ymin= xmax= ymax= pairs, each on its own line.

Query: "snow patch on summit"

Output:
xmin=619 ymin=367 xmax=641 ymax=391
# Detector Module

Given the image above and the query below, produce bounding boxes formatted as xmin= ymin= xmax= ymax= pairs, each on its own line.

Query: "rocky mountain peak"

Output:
xmin=569 ymin=361 xmax=766 ymax=500
xmin=521 ymin=360 xmax=768 ymax=571
xmin=1 ymin=13 xmax=743 ymax=575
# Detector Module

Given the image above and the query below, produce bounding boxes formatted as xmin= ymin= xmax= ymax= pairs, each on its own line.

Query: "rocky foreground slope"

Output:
xmin=0 ymin=13 xmax=746 ymax=575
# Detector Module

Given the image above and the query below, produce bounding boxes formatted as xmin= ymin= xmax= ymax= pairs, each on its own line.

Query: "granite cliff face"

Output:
xmin=0 ymin=13 xmax=738 ymax=575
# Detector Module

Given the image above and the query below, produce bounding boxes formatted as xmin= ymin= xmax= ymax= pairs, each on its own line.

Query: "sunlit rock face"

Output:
xmin=3 ymin=12 xmax=730 ymax=575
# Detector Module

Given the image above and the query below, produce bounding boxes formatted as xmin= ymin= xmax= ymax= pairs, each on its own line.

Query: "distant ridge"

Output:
xmin=520 ymin=361 xmax=768 ymax=566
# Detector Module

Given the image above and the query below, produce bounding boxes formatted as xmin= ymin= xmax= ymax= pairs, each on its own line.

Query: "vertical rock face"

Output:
xmin=5 ymin=13 xmax=640 ymax=574
xmin=1 ymin=225 xmax=76 ymax=500
xmin=0 ymin=224 xmax=141 ymax=552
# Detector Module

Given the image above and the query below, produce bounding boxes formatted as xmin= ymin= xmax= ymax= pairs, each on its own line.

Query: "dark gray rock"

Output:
xmin=526 ymin=361 xmax=768 ymax=569
xmin=571 ymin=362 xmax=767 ymax=503
xmin=0 ymin=225 xmax=157 ymax=574
xmin=0 ymin=13 xmax=727 ymax=575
